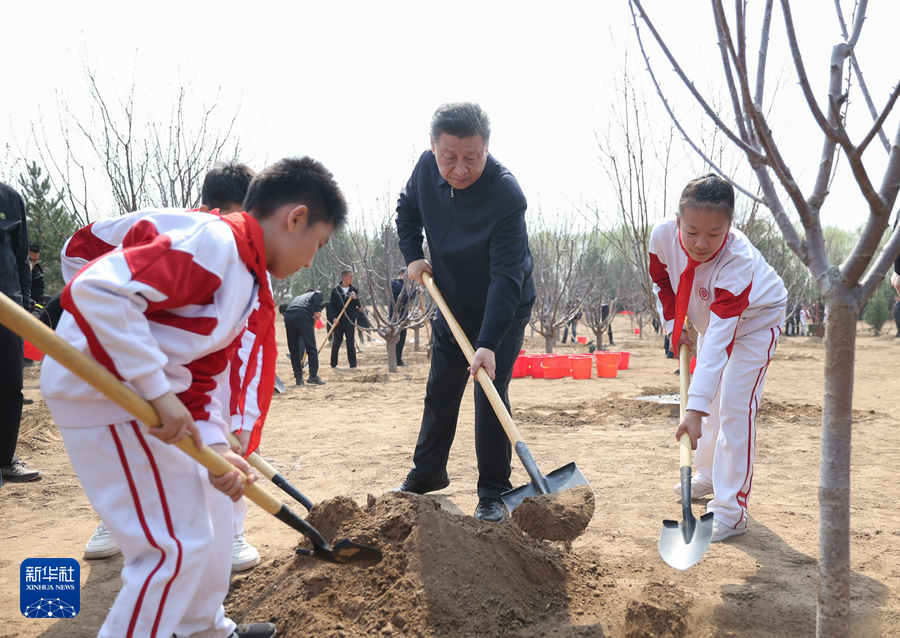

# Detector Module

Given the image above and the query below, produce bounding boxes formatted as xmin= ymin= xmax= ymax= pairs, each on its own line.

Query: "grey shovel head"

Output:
xmin=658 ymin=511 xmax=714 ymax=570
xmin=501 ymin=462 xmax=591 ymax=512
xmin=274 ymin=374 xmax=286 ymax=394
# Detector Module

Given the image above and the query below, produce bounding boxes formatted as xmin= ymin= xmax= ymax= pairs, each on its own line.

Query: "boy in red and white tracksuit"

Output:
xmin=649 ymin=174 xmax=786 ymax=542
xmin=41 ymin=157 xmax=348 ymax=638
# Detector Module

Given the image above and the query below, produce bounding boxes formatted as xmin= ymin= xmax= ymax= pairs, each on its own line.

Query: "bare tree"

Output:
xmin=631 ymin=2 xmax=900 ymax=635
xmin=32 ymin=64 xmax=241 ymax=225
xmin=528 ymin=209 xmax=603 ymax=352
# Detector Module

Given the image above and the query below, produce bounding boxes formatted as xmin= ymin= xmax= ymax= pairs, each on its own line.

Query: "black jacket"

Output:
xmin=328 ymin=284 xmax=360 ymax=323
xmin=396 ymin=151 xmax=535 ymax=351
xmin=284 ymin=291 xmax=325 ymax=318
xmin=0 ymin=182 xmax=31 ymax=309
xmin=390 ymin=278 xmax=418 ymax=320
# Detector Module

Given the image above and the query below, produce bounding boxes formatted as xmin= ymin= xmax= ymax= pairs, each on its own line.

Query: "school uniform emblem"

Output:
xmin=699 ymin=287 xmax=710 ymax=300
xmin=20 ymin=558 xmax=80 ymax=618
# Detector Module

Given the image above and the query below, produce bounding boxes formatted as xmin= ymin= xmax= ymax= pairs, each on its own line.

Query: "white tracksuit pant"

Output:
xmin=694 ymin=325 xmax=781 ymax=529
xmin=62 ymin=423 xmax=236 ymax=638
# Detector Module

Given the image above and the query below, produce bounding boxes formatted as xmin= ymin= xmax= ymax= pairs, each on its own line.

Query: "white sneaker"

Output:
xmin=84 ymin=521 xmax=122 ymax=559
xmin=711 ymin=520 xmax=747 ymax=543
xmin=232 ymin=534 xmax=260 ymax=572
xmin=673 ymin=474 xmax=714 ymax=498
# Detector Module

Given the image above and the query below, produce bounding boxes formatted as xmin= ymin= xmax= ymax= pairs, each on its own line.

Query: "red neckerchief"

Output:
xmin=671 ymin=227 xmax=727 ymax=347
xmin=217 ymin=211 xmax=275 ymax=458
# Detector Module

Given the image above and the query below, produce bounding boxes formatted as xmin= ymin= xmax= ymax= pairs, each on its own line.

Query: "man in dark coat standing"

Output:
xmin=389 ymin=267 xmax=416 ymax=366
xmin=393 ymin=102 xmax=535 ymax=523
xmin=0 ymin=181 xmax=42 ymax=484
xmin=328 ymin=270 xmax=360 ymax=368
xmin=281 ymin=290 xmax=327 ymax=385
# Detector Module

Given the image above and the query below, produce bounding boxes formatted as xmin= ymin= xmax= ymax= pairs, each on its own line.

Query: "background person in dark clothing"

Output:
xmin=281 ymin=290 xmax=327 ymax=385
xmin=601 ymin=302 xmax=615 ymax=345
xmin=0 ymin=181 xmax=42 ymax=484
xmin=390 ymin=267 xmax=417 ymax=366
xmin=328 ymin=270 xmax=360 ymax=368
xmin=560 ymin=296 xmax=582 ymax=343
xmin=393 ymin=102 xmax=535 ymax=524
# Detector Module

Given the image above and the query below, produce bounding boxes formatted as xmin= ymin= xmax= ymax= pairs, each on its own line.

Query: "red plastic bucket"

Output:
xmin=569 ymin=354 xmax=593 ymax=379
xmin=542 ymin=354 xmax=569 ymax=379
xmin=528 ymin=354 xmax=548 ymax=378
xmin=606 ymin=351 xmax=630 ymax=370
xmin=512 ymin=354 xmax=528 ymax=378
xmin=316 ymin=318 xmax=325 ymax=330
xmin=576 ymin=336 xmax=587 ymax=344
xmin=595 ymin=352 xmax=619 ymax=378
xmin=633 ymin=328 xmax=640 ymax=335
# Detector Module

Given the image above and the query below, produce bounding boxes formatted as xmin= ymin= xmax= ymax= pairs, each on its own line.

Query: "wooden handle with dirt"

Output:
xmin=0 ymin=292 xmax=285 ymax=517
xmin=421 ymin=272 xmax=525 ymax=446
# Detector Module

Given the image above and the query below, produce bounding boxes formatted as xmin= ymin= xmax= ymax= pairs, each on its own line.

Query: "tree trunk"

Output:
xmin=386 ymin=330 xmax=400 ymax=373
xmin=544 ymin=327 xmax=556 ymax=353
xmin=817 ymin=293 xmax=855 ymax=638
xmin=414 ymin=326 xmax=420 ymax=351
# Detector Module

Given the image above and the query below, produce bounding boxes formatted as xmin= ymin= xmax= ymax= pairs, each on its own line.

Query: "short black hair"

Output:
xmin=244 ymin=157 xmax=348 ymax=231
xmin=201 ymin=162 xmax=255 ymax=210
xmin=430 ymin=102 xmax=491 ymax=146
xmin=29 ymin=242 xmax=40 ymax=254
xmin=678 ymin=173 xmax=735 ymax=221
xmin=341 ymin=270 xmax=353 ymax=277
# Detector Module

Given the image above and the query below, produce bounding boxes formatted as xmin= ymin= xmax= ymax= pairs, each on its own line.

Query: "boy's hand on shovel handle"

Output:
xmin=675 ymin=410 xmax=703 ymax=450
xmin=208 ymin=444 xmax=257 ymax=501
xmin=468 ymin=347 xmax=496 ymax=381
xmin=149 ymin=391 xmax=203 ymax=450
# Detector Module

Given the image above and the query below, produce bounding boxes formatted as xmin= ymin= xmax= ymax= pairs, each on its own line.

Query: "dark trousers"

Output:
xmin=409 ymin=314 xmax=527 ymax=501
xmin=561 ymin=320 xmax=577 ymax=343
xmin=330 ymin=319 xmax=357 ymax=367
xmin=285 ymin=311 xmax=318 ymax=379
xmin=0 ymin=323 xmax=24 ymax=467
xmin=396 ymin=328 xmax=407 ymax=363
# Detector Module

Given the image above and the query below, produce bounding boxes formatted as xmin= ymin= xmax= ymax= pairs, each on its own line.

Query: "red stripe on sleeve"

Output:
xmin=711 ymin=284 xmax=752 ymax=320
xmin=145 ymin=310 xmax=218 ymax=336
xmin=60 ymin=283 xmax=124 ymax=380
xmin=649 ymin=252 xmax=676 ymax=322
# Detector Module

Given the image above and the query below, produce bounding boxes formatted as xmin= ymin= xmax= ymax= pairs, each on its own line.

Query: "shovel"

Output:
xmin=301 ymin=295 xmax=353 ymax=369
xmin=0 ymin=294 xmax=381 ymax=567
xmin=226 ymin=432 xmax=314 ymax=511
xmin=658 ymin=342 xmax=714 ymax=570
xmin=421 ymin=272 xmax=591 ymax=512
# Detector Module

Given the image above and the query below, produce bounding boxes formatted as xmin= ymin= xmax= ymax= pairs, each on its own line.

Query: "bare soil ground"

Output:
xmin=2 ymin=315 xmax=899 ymax=638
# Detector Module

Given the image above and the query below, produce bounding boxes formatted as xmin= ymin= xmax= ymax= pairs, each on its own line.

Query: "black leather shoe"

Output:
xmin=474 ymin=497 xmax=508 ymax=523
xmin=1 ymin=457 xmax=42 ymax=483
xmin=307 ymin=375 xmax=326 ymax=385
xmin=232 ymin=623 xmax=277 ymax=638
xmin=397 ymin=361 xmax=409 ymax=367
xmin=392 ymin=474 xmax=450 ymax=494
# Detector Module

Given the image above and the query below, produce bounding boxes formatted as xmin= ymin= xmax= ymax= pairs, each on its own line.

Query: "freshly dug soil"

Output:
xmin=226 ymin=492 xmax=572 ymax=637
xmin=511 ymin=484 xmax=596 ymax=542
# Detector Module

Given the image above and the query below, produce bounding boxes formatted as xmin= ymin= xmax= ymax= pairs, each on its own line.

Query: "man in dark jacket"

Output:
xmin=0 ymin=181 xmax=42 ymax=484
xmin=393 ymin=102 xmax=535 ymax=523
xmin=328 ymin=270 xmax=360 ymax=368
xmin=281 ymin=290 xmax=327 ymax=385
xmin=389 ymin=267 xmax=416 ymax=366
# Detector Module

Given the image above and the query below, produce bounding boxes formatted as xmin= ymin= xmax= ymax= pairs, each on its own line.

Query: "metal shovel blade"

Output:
xmin=274 ymin=374 xmax=286 ymax=394
xmin=658 ymin=467 xmax=714 ymax=570
xmin=501 ymin=442 xmax=591 ymax=512
xmin=297 ymin=538 xmax=383 ymax=567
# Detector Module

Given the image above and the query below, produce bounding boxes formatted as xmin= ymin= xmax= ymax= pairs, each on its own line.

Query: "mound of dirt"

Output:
xmin=511 ymin=485 xmax=595 ymax=542
xmin=624 ymin=582 xmax=691 ymax=638
xmin=226 ymin=492 xmax=576 ymax=637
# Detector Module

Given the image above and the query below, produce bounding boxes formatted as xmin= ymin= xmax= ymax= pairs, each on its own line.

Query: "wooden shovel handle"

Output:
xmin=678 ymin=339 xmax=693 ymax=468
xmin=300 ymin=294 xmax=353 ymax=366
xmin=421 ymin=272 xmax=524 ymax=446
xmin=0 ymin=293 xmax=284 ymax=516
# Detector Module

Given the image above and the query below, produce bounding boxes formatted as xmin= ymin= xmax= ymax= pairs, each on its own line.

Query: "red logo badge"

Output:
xmin=699 ymin=287 xmax=710 ymax=300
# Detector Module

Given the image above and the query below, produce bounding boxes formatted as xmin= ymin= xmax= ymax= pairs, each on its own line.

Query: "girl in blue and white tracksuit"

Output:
xmin=649 ymin=174 xmax=787 ymax=542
